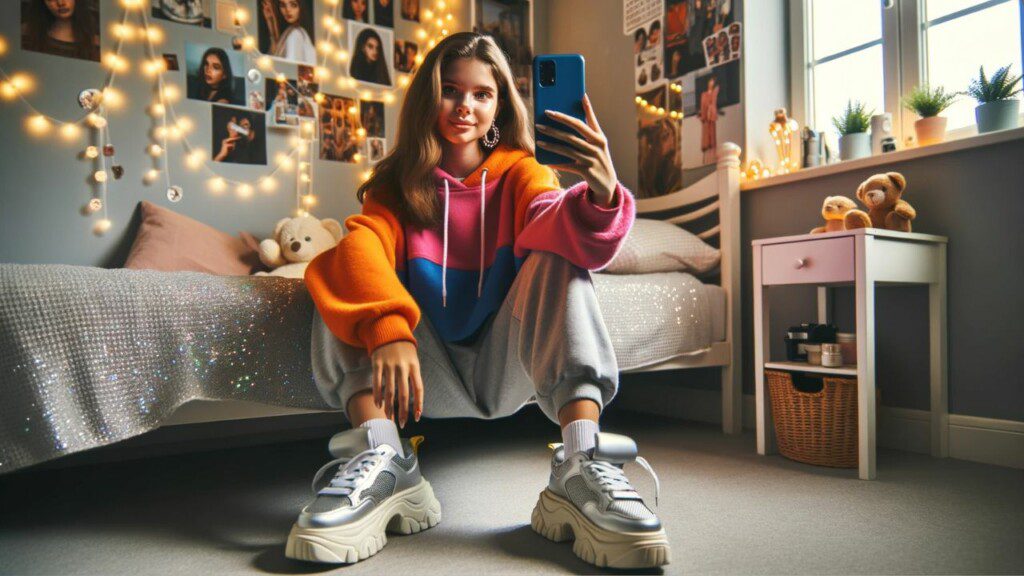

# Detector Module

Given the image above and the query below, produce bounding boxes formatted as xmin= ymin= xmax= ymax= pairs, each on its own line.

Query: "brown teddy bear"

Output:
xmin=810 ymin=196 xmax=859 ymax=234
xmin=843 ymin=172 xmax=916 ymax=232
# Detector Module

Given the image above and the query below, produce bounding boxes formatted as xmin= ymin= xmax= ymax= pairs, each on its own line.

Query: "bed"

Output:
xmin=0 ymin=144 xmax=742 ymax=474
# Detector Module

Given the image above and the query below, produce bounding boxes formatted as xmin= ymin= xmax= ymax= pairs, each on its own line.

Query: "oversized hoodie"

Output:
xmin=305 ymin=144 xmax=636 ymax=354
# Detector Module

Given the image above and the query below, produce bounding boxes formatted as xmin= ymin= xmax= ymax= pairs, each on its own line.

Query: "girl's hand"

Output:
xmin=370 ymin=341 xmax=424 ymax=428
xmin=536 ymin=94 xmax=619 ymax=206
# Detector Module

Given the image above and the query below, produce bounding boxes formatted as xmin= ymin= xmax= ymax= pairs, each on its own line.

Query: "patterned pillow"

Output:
xmin=601 ymin=218 xmax=720 ymax=275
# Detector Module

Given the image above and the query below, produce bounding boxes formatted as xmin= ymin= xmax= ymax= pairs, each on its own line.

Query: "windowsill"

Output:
xmin=740 ymin=125 xmax=1024 ymax=192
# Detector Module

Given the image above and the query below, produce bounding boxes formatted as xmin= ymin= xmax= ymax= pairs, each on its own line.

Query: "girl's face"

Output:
xmin=435 ymin=57 xmax=499 ymax=147
xmin=278 ymin=0 xmax=300 ymax=24
xmin=351 ymin=0 xmax=366 ymax=18
xmin=203 ymin=55 xmax=225 ymax=87
xmin=363 ymin=37 xmax=380 ymax=61
xmin=45 ymin=0 xmax=75 ymax=20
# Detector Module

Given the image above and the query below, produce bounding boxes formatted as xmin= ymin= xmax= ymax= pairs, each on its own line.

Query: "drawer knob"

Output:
xmin=794 ymin=258 xmax=808 ymax=269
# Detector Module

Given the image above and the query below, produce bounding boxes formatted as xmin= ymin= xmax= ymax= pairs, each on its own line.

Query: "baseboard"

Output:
xmin=614 ymin=385 xmax=1024 ymax=470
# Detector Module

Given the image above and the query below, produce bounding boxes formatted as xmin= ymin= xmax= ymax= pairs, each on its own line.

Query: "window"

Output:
xmin=791 ymin=0 xmax=1024 ymax=144
xmin=922 ymin=0 xmax=1024 ymax=131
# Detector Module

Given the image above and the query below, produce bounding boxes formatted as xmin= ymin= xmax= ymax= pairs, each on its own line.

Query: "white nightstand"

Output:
xmin=752 ymin=228 xmax=949 ymax=480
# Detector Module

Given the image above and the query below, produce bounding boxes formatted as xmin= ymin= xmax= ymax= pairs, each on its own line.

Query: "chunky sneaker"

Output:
xmin=531 ymin=432 xmax=670 ymax=569
xmin=285 ymin=427 xmax=442 ymax=564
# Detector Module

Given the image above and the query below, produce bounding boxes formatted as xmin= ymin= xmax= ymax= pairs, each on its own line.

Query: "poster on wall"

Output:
xmin=374 ymin=0 xmax=395 ymax=27
xmin=185 ymin=42 xmax=250 ymax=107
xmin=703 ymin=21 xmax=741 ymax=68
xmin=211 ymin=105 xmax=267 ymax=165
xmin=473 ymin=0 xmax=532 ymax=98
xmin=151 ymin=0 xmax=212 ymax=28
xmin=634 ymin=18 xmax=663 ymax=91
xmin=21 ymin=0 xmax=101 ymax=61
xmin=623 ymin=0 xmax=663 ymax=35
xmin=636 ymin=84 xmax=682 ymax=199
xmin=266 ymin=77 xmax=318 ymax=127
xmin=348 ymin=22 xmax=395 ymax=87
xmin=319 ymin=94 xmax=363 ymax=162
xmin=694 ymin=60 xmax=739 ymax=164
xmin=395 ymin=40 xmax=419 ymax=73
xmin=360 ymin=100 xmax=385 ymax=138
xmin=400 ymin=0 xmax=419 ymax=21
xmin=257 ymin=0 xmax=317 ymax=65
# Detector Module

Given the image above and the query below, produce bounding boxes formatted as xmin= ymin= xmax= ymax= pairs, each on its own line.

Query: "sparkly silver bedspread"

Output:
xmin=0 ymin=264 xmax=712 ymax=474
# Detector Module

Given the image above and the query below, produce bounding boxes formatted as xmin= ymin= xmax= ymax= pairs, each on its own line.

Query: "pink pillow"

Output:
xmin=123 ymin=201 xmax=265 ymax=275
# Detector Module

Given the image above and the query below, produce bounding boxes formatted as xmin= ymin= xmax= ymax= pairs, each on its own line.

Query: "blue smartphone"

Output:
xmin=533 ymin=54 xmax=586 ymax=166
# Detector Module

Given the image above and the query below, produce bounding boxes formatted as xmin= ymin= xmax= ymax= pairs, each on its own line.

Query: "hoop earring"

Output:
xmin=481 ymin=122 xmax=500 ymax=149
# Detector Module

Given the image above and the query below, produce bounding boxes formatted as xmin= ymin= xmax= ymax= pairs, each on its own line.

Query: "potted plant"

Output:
xmin=903 ymin=85 xmax=958 ymax=145
xmin=832 ymin=100 xmax=873 ymax=160
xmin=966 ymin=64 xmax=1022 ymax=133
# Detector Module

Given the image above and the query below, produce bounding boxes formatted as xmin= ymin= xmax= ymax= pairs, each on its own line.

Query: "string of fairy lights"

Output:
xmin=0 ymin=0 xmax=457 ymax=235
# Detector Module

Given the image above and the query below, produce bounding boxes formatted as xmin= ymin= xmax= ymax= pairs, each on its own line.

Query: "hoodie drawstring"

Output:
xmin=440 ymin=168 xmax=488 ymax=308
xmin=442 ymin=179 xmax=450 ymax=308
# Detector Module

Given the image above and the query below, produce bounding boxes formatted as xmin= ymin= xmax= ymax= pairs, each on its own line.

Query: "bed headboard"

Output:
xmin=631 ymin=142 xmax=742 ymax=434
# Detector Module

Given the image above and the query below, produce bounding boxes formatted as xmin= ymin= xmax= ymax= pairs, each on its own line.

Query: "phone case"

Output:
xmin=533 ymin=54 xmax=586 ymax=166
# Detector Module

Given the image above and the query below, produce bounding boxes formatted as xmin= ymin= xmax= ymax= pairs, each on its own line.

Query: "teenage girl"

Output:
xmin=287 ymin=32 xmax=670 ymax=569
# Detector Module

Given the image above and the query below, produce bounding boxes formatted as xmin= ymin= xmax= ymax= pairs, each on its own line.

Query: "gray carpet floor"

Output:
xmin=1 ymin=406 xmax=1022 ymax=575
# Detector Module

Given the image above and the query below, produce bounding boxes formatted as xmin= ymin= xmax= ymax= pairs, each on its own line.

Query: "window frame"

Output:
xmin=790 ymin=0 xmax=1024 ymax=146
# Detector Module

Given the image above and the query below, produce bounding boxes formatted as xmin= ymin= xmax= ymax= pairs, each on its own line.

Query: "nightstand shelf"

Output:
xmin=763 ymin=361 xmax=857 ymax=377
xmin=752 ymin=228 xmax=949 ymax=480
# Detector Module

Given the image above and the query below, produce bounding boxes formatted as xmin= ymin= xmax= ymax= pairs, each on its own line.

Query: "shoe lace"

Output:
xmin=310 ymin=448 xmax=385 ymax=497
xmin=585 ymin=456 xmax=661 ymax=507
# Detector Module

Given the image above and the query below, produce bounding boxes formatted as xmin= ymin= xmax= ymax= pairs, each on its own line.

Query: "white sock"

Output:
xmin=562 ymin=419 xmax=600 ymax=456
xmin=360 ymin=418 xmax=404 ymax=457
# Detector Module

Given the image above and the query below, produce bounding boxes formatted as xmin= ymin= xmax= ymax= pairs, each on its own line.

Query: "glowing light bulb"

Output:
xmin=317 ymin=40 xmax=334 ymax=54
xmin=176 ymin=117 xmax=193 ymax=133
xmin=383 ymin=92 xmax=395 ymax=104
xmin=277 ymin=154 xmax=295 ymax=171
xmin=87 ymin=198 xmax=103 ymax=213
xmin=314 ymin=92 xmax=326 ymax=104
xmin=416 ymin=29 xmax=428 ymax=40
xmin=144 ymin=169 xmax=160 ymax=184
xmin=240 ymin=36 xmax=256 ymax=50
xmin=60 ymin=123 xmax=80 ymax=141
xmin=436 ymin=0 xmax=446 ymax=10
xmin=150 ymin=102 xmax=166 ymax=116
xmin=315 ymin=66 xmax=330 ymax=80
xmin=302 ymin=194 xmax=318 ymax=207
xmin=423 ymin=9 xmax=434 ymax=19
xmin=299 ymin=173 xmax=310 ymax=184
xmin=347 ymin=105 xmax=358 ymax=115
xmin=92 ymin=219 xmax=112 ymax=236
xmin=258 ymin=177 xmax=277 ymax=193
xmin=360 ymin=90 xmax=372 ymax=100
xmin=236 ymin=183 xmax=254 ymax=198
xmin=85 ymin=146 xmax=99 ymax=159
xmin=26 ymin=115 xmax=51 ymax=135
xmin=94 ymin=170 xmax=108 ymax=183
xmin=121 ymin=0 xmax=143 ymax=9
xmin=361 ymin=170 xmax=373 ymax=181
xmin=0 ymin=81 xmax=18 ymax=100
xmin=323 ymin=15 xmax=336 ymax=28
xmin=428 ymin=39 xmax=437 ymax=49
xmin=186 ymin=149 xmax=205 ymax=168
xmin=233 ymin=7 xmax=249 ymax=24
xmin=398 ymin=75 xmax=410 ymax=88
xmin=167 ymin=126 xmax=183 ymax=140
xmin=257 ymin=56 xmax=273 ymax=70
xmin=101 ymin=87 xmax=124 ymax=109
xmin=347 ymin=77 xmax=358 ymax=89
xmin=334 ymin=49 xmax=349 ymax=63
xmin=276 ymin=73 xmax=287 ymax=83
xmin=208 ymin=177 xmax=227 ymax=193
xmin=162 ymin=85 xmax=180 ymax=102
xmin=0 ymin=36 xmax=7 ymax=56
xmin=146 ymin=26 xmax=164 ymax=43
xmin=414 ymin=53 xmax=424 ymax=65
xmin=356 ymin=127 xmax=366 ymax=138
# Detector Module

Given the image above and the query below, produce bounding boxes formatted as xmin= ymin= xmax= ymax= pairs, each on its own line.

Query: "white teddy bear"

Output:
xmin=255 ymin=215 xmax=343 ymax=278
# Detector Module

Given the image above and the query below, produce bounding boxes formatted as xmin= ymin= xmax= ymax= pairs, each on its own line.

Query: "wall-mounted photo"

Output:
xmin=472 ymin=0 xmax=532 ymax=98
xmin=162 ymin=53 xmax=180 ymax=71
xmin=636 ymin=84 xmax=681 ymax=199
xmin=20 ymin=0 xmax=100 ymax=62
xmin=366 ymin=137 xmax=386 ymax=164
xmin=151 ymin=0 xmax=212 ymax=28
xmin=634 ymin=18 xmax=663 ymax=91
xmin=374 ymin=0 xmax=394 ymax=27
xmin=266 ymin=78 xmax=317 ymax=127
xmin=186 ymin=43 xmax=247 ymax=106
xmin=211 ymin=105 xmax=267 ymax=165
xmin=258 ymin=0 xmax=316 ymax=65
xmin=348 ymin=22 xmax=394 ymax=88
xmin=342 ymin=0 xmax=369 ymax=22
xmin=360 ymin=100 xmax=385 ymax=138
xmin=400 ymin=0 xmax=418 ymax=22
xmin=215 ymin=0 xmax=242 ymax=34
xmin=320 ymin=94 xmax=363 ymax=163
xmin=394 ymin=40 xmax=418 ymax=73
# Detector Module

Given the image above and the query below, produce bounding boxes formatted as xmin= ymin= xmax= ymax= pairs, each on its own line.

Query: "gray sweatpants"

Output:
xmin=310 ymin=251 xmax=619 ymax=424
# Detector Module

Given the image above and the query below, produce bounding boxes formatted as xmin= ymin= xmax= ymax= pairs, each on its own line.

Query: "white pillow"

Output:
xmin=602 ymin=218 xmax=721 ymax=275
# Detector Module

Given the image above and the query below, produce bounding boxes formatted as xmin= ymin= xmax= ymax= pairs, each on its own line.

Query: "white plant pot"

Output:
xmin=914 ymin=116 xmax=948 ymax=146
xmin=975 ymin=100 xmax=1020 ymax=133
xmin=838 ymin=132 xmax=871 ymax=161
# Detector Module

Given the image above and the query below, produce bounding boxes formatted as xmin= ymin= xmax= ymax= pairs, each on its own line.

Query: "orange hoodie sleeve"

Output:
xmin=304 ymin=193 xmax=420 ymax=355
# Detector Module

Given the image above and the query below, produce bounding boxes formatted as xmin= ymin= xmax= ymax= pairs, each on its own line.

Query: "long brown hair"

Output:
xmin=357 ymin=32 xmax=534 ymax=229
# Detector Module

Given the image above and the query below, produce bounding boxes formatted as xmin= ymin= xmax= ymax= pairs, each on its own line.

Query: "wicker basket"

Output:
xmin=765 ymin=369 xmax=858 ymax=468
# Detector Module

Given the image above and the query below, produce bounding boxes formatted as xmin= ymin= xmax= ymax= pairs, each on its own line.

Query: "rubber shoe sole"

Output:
xmin=285 ymin=478 xmax=442 ymax=564
xmin=531 ymin=488 xmax=670 ymax=569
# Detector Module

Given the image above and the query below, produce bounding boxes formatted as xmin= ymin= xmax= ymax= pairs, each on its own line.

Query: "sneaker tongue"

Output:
xmin=327 ymin=427 xmax=374 ymax=459
xmin=592 ymin=432 xmax=638 ymax=464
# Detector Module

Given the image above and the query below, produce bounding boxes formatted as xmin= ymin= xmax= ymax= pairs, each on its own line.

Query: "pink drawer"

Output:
xmin=761 ymin=237 xmax=854 ymax=285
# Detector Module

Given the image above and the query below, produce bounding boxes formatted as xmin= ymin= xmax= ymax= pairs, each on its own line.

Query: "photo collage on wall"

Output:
xmin=17 ymin=0 xmax=411 ymax=168
xmin=625 ymin=0 xmax=743 ymax=196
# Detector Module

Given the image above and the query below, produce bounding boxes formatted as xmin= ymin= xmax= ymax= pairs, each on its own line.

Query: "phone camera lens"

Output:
xmin=539 ymin=60 xmax=556 ymax=87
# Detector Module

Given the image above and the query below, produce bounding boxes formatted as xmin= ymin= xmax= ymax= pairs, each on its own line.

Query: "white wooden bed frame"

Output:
xmin=166 ymin=143 xmax=744 ymax=435
xmin=621 ymin=142 xmax=743 ymax=435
